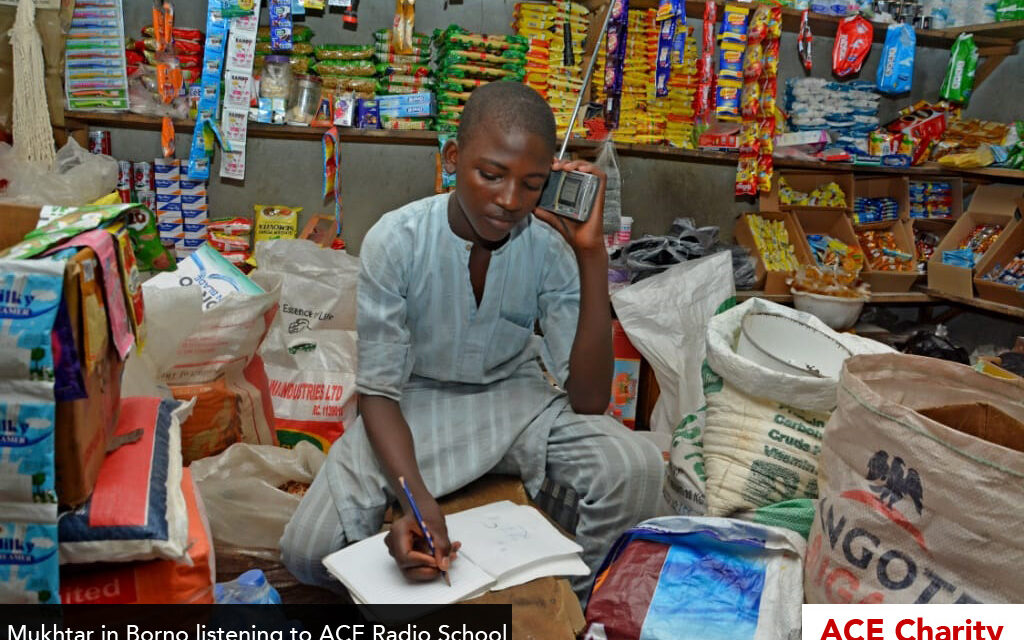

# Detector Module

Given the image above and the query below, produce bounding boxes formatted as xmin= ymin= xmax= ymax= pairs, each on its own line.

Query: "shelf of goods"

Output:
xmin=737 ymin=288 xmax=1024 ymax=320
xmin=61 ymin=111 xmax=1024 ymax=183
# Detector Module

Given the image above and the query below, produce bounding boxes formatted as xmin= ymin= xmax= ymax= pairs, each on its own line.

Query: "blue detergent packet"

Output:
xmin=877 ymin=23 xmax=916 ymax=95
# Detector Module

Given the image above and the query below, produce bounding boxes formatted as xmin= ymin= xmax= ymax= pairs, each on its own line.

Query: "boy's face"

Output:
xmin=444 ymin=125 xmax=553 ymax=244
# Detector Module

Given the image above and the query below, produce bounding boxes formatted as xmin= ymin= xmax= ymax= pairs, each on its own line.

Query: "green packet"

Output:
xmin=256 ymin=41 xmax=314 ymax=55
xmin=312 ymin=59 xmax=377 ymax=77
xmin=940 ymin=33 xmax=979 ymax=104
xmin=2 ymin=204 xmax=173 ymax=271
xmin=257 ymin=24 xmax=314 ymax=43
xmin=314 ymin=44 xmax=376 ymax=61
xmin=433 ymin=25 xmax=528 ymax=53
xmin=373 ymin=28 xmax=432 ymax=45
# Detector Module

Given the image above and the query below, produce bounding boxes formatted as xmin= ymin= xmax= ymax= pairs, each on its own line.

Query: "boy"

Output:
xmin=280 ymin=82 xmax=663 ymax=602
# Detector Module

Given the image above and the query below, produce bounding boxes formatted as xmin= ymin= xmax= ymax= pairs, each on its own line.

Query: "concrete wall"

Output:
xmin=107 ymin=1 xmax=1024 ymax=253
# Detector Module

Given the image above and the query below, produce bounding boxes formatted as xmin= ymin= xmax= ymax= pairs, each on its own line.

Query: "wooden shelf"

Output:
xmin=738 ymin=287 xmax=1024 ymax=320
xmin=936 ymin=19 xmax=1024 ymax=43
xmin=921 ymin=288 xmax=1024 ymax=320
xmin=63 ymin=111 xmax=441 ymax=146
xmin=736 ymin=290 xmax=937 ymax=304
xmin=65 ymin=111 xmax=1024 ymax=183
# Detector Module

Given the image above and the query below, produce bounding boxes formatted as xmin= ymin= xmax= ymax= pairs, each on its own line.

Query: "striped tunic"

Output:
xmin=281 ymin=194 xmax=664 ymax=599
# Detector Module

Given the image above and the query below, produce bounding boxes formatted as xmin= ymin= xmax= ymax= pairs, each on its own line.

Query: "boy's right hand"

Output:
xmin=384 ymin=497 xmax=461 ymax=582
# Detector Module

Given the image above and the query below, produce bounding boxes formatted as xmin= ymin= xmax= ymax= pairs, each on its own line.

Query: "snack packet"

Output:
xmin=254 ymin=205 xmax=300 ymax=243
xmin=876 ymin=23 xmax=915 ymax=95
xmin=940 ymin=34 xmax=979 ymax=104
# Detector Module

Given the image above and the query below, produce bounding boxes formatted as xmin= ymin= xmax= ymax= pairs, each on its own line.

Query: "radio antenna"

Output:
xmin=557 ymin=0 xmax=617 ymax=160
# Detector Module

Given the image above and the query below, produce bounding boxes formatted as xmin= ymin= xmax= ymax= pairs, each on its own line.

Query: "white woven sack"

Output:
xmin=702 ymin=299 xmax=891 ymax=516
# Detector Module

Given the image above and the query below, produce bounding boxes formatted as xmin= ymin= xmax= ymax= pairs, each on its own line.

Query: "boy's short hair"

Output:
xmin=457 ymin=82 xmax=557 ymax=154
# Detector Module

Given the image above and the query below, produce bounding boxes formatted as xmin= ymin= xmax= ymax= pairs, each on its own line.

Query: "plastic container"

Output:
xmin=214 ymin=569 xmax=282 ymax=604
xmin=260 ymin=55 xmax=293 ymax=99
xmin=736 ymin=311 xmax=853 ymax=379
xmin=286 ymin=74 xmax=323 ymax=125
xmin=791 ymin=289 xmax=867 ymax=332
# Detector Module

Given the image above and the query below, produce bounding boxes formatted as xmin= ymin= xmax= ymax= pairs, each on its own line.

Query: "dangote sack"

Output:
xmin=805 ymin=354 xmax=1024 ymax=604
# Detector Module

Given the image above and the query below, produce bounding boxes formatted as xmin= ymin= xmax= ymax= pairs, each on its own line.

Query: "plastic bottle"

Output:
xmin=214 ymin=569 xmax=283 ymax=604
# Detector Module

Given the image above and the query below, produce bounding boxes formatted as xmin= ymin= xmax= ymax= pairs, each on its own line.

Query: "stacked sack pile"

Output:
xmin=513 ymin=2 xmax=588 ymax=140
xmin=0 ymin=203 xmax=217 ymax=605
xmin=434 ymin=26 xmax=528 ymax=134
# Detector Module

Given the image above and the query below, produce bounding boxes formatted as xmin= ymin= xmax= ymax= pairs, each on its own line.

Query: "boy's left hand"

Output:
xmin=533 ymin=159 xmax=607 ymax=254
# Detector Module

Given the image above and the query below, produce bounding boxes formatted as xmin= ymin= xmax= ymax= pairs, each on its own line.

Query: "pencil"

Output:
xmin=398 ymin=476 xmax=451 ymax=587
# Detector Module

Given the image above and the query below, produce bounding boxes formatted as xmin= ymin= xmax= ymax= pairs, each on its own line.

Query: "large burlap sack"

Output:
xmin=702 ymin=298 xmax=891 ymax=517
xmin=805 ymin=353 xmax=1024 ymax=604
xmin=611 ymin=251 xmax=735 ymax=516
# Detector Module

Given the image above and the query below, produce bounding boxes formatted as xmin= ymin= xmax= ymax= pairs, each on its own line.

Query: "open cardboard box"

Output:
xmin=735 ymin=211 xmax=813 ymax=294
xmin=912 ymin=218 xmax=956 ymax=281
xmin=793 ymin=208 xmax=862 ymax=253
xmin=974 ymin=210 xmax=1024 ymax=308
xmin=0 ymin=203 xmax=124 ymax=507
xmin=853 ymin=175 xmax=910 ymax=224
xmin=927 ymin=184 xmax=1024 ymax=299
xmin=855 ymin=220 xmax=919 ymax=292
xmin=909 ymin=176 xmax=963 ymax=222
xmin=761 ymin=171 xmax=854 ymax=214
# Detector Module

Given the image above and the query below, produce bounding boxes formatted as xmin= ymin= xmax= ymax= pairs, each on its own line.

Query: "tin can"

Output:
xmin=117 ymin=187 xmax=133 ymax=203
xmin=88 ymin=130 xmax=111 ymax=156
xmin=133 ymin=161 xmax=153 ymax=192
xmin=135 ymin=189 xmax=156 ymax=211
xmin=117 ymin=160 xmax=133 ymax=187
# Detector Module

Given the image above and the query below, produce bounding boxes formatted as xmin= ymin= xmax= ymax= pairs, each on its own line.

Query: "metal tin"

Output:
xmin=117 ymin=160 xmax=133 ymax=187
xmin=88 ymin=130 xmax=111 ymax=156
xmin=133 ymin=161 xmax=153 ymax=192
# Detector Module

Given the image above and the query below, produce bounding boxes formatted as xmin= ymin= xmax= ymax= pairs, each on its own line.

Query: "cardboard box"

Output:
xmin=734 ymin=211 xmax=813 ymax=294
xmin=887 ymin=107 xmax=947 ymax=141
xmin=974 ymin=214 xmax=1024 ymax=308
xmin=375 ymin=91 xmax=434 ymax=108
xmin=793 ymin=208 xmax=863 ymax=260
xmin=912 ymin=218 xmax=955 ymax=278
xmin=853 ymin=175 xmax=910 ymax=223
xmin=761 ymin=171 xmax=855 ymax=213
xmin=855 ymin=220 xmax=919 ymax=293
xmin=927 ymin=184 xmax=1024 ymax=299
xmin=0 ymin=205 xmax=124 ymax=508
xmin=909 ymin=177 xmax=963 ymax=221
xmin=379 ymin=102 xmax=436 ymax=118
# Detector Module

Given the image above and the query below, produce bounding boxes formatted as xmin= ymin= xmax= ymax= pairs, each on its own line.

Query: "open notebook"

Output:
xmin=322 ymin=500 xmax=589 ymax=606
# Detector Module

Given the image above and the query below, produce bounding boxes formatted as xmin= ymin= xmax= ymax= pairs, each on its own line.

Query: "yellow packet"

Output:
xmin=254 ymin=204 xmax=300 ymax=243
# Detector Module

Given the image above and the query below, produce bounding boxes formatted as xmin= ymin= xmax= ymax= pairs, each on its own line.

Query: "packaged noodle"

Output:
xmin=253 ymin=205 xmax=299 ymax=243
xmin=312 ymin=59 xmax=377 ymax=77
xmin=314 ymin=44 xmax=375 ymax=61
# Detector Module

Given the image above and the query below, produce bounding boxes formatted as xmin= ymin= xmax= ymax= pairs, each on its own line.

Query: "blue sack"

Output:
xmin=877 ymin=24 xmax=916 ymax=95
